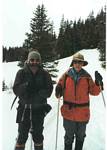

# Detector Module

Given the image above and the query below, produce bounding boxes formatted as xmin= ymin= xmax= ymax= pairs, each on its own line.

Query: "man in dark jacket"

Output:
xmin=13 ymin=50 xmax=53 ymax=150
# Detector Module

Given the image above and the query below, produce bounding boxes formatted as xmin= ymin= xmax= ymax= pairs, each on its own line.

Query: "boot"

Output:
xmin=34 ymin=143 xmax=43 ymax=150
xmin=65 ymin=143 xmax=72 ymax=150
xmin=14 ymin=144 xmax=25 ymax=150
xmin=75 ymin=140 xmax=84 ymax=150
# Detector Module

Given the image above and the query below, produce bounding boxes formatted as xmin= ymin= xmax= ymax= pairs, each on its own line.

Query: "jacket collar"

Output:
xmin=67 ymin=67 xmax=90 ymax=78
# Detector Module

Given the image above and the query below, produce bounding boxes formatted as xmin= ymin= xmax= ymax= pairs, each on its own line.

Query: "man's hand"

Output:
xmin=55 ymin=84 xmax=63 ymax=98
xmin=95 ymin=71 xmax=103 ymax=90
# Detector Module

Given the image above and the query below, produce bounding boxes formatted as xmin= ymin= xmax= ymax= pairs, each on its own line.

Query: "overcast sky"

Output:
xmin=2 ymin=0 xmax=106 ymax=47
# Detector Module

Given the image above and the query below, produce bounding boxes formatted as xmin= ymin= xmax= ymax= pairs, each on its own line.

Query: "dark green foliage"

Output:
xmin=96 ymin=7 xmax=106 ymax=68
xmin=3 ymin=46 xmax=28 ymax=63
xmin=2 ymin=80 xmax=8 ymax=91
xmin=43 ymin=60 xmax=59 ymax=84
xmin=23 ymin=4 xmax=57 ymax=62
xmin=55 ymin=7 xmax=106 ymax=61
xmin=3 ymin=5 xmax=106 ymax=68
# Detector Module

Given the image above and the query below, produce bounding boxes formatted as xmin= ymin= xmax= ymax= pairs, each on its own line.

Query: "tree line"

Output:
xmin=3 ymin=4 xmax=106 ymax=66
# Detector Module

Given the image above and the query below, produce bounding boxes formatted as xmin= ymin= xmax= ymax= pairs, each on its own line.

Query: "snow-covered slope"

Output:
xmin=2 ymin=49 xmax=106 ymax=150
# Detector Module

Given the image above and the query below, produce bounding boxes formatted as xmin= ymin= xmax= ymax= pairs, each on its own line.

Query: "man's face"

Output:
xmin=29 ymin=58 xmax=40 ymax=67
xmin=73 ymin=60 xmax=84 ymax=72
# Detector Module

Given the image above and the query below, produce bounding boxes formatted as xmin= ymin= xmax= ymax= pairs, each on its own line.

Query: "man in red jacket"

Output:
xmin=55 ymin=53 xmax=103 ymax=150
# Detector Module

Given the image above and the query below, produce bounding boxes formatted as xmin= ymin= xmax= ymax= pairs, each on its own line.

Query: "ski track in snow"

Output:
xmin=2 ymin=49 xmax=106 ymax=150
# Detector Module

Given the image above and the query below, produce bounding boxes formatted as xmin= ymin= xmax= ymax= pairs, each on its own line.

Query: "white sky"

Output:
xmin=2 ymin=0 xmax=106 ymax=47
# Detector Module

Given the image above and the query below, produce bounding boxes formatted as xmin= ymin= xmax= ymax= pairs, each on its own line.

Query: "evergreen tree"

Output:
xmin=85 ymin=11 xmax=97 ymax=48
xmin=2 ymin=46 xmax=7 ymax=62
xmin=3 ymin=6 xmax=105 ymax=65
xmin=23 ymin=4 xmax=56 ymax=62
xmin=63 ymin=20 xmax=74 ymax=56
xmin=55 ymin=15 xmax=65 ymax=58
xmin=96 ymin=7 xmax=106 ymax=63
xmin=55 ymin=16 xmax=74 ymax=58
xmin=71 ymin=19 xmax=82 ymax=52
xmin=2 ymin=80 xmax=8 ymax=91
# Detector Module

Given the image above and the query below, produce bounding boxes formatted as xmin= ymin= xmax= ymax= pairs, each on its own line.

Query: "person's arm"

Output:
xmin=55 ymin=73 xmax=67 ymax=98
xmin=55 ymin=84 xmax=63 ymax=98
xmin=88 ymin=72 xmax=103 ymax=96
xmin=38 ymin=71 xmax=53 ymax=98
xmin=13 ymin=69 xmax=27 ymax=96
xmin=95 ymin=71 xmax=103 ymax=90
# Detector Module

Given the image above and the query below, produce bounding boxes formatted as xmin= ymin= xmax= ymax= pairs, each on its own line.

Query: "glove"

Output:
xmin=38 ymin=90 xmax=49 ymax=98
xmin=95 ymin=71 xmax=103 ymax=90
xmin=26 ymin=80 xmax=36 ymax=93
xmin=55 ymin=84 xmax=63 ymax=98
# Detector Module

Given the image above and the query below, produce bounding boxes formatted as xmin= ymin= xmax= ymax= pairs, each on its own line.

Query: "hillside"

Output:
xmin=2 ymin=49 xmax=106 ymax=150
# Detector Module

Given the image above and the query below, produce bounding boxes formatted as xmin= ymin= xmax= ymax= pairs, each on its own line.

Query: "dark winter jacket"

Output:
xmin=13 ymin=63 xmax=53 ymax=109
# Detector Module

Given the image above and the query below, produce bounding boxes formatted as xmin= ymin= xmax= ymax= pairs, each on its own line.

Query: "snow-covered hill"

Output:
xmin=2 ymin=49 xmax=106 ymax=150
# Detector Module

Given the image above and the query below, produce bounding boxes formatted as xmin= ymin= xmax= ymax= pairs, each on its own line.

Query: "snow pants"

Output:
xmin=63 ymin=119 xmax=87 ymax=145
xmin=16 ymin=109 xmax=45 ymax=146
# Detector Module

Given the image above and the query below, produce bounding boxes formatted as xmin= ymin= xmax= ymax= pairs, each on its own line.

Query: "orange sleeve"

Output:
xmin=57 ymin=72 xmax=67 ymax=89
xmin=88 ymin=77 xmax=100 ymax=96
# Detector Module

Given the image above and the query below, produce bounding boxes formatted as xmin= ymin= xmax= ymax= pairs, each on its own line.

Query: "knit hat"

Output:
xmin=71 ymin=53 xmax=88 ymax=66
xmin=27 ymin=51 xmax=41 ymax=62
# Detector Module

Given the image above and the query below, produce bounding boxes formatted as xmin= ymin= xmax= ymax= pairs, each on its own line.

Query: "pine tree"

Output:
xmin=55 ymin=15 xmax=66 ymax=58
xmin=23 ymin=4 xmax=56 ymax=62
xmin=55 ymin=16 xmax=73 ymax=58
xmin=96 ymin=7 xmax=106 ymax=64
xmin=2 ymin=80 xmax=7 ymax=91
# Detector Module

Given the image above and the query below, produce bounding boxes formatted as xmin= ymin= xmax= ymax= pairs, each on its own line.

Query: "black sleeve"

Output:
xmin=13 ymin=69 xmax=27 ymax=96
xmin=38 ymin=71 xmax=53 ymax=98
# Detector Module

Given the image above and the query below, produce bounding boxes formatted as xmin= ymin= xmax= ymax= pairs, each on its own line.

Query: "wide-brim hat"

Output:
xmin=71 ymin=53 xmax=88 ymax=66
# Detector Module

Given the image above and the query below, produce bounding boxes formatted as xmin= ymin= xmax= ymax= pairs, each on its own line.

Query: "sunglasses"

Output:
xmin=30 ymin=59 xmax=40 ymax=62
xmin=73 ymin=60 xmax=83 ymax=64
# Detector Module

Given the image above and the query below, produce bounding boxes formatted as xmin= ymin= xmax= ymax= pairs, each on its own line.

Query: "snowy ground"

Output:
xmin=2 ymin=49 xmax=106 ymax=150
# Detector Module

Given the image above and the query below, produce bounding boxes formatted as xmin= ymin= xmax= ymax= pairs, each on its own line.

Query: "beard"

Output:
xmin=28 ymin=63 xmax=41 ymax=74
xmin=29 ymin=63 xmax=40 ymax=68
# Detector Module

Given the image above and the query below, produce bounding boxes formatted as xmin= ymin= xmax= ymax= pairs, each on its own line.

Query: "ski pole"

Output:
xmin=99 ymin=82 xmax=106 ymax=107
xmin=29 ymin=104 xmax=33 ymax=150
xmin=55 ymin=97 xmax=60 ymax=150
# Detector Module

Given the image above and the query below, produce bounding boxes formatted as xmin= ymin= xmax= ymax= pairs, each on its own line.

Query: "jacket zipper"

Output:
xmin=73 ymin=79 xmax=76 ymax=101
xmin=74 ymin=77 xmax=81 ymax=101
